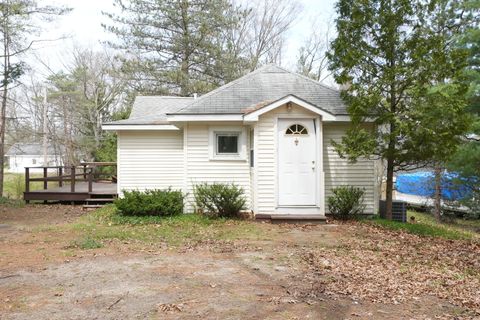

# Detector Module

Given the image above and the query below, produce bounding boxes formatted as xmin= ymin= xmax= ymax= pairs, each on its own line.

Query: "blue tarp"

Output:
xmin=396 ymin=171 xmax=471 ymax=201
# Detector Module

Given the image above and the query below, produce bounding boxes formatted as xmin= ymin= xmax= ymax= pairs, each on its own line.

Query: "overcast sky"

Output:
xmin=30 ymin=0 xmax=337 ymax=78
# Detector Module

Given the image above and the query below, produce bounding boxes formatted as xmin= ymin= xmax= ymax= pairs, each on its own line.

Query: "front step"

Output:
xmin=255 ymin=214 xmax=326 ymax=224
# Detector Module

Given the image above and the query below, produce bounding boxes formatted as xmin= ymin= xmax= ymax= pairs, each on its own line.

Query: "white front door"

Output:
xmin=278 ymin=119 xmax=317 ymax=206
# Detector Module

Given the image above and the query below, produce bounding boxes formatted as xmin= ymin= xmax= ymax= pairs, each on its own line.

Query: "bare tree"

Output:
xmin=243 ymin=0 xmax=301 ymax=70
xmin=0 ymin=0 xmax=70 ymax=195
xmin=296 ymin=20 xmax=333 ymax=82
xmin=69 ymin=48 xmax=126 ymax=155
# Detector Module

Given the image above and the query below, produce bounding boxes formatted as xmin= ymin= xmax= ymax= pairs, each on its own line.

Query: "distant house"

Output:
xmin=103 ymin=65 xmax=379 ymax=218
xmin=5 ymin=143 xmax=62 ymax=173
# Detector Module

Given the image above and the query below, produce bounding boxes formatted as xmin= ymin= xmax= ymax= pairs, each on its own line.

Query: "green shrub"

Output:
xmin=114 ymin=189 xmax=184 ymax=216
xmin=193 ymin=182 xmax=246 ymax=218
xmin=327 ymin=186 xmax=365 ymax=220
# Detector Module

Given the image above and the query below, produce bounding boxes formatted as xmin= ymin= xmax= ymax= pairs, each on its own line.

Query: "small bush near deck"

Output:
xmin=193 ymin=182 xmax=246 ymax=218
xmin=114 ymin=189 xmax=184 ymax=216
xmin=327 ymin=186 xmax=365 ymax=220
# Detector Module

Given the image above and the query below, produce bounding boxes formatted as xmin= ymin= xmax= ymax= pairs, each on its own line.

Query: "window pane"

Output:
xmin=217 ymin=135 xmax=238 ymax=154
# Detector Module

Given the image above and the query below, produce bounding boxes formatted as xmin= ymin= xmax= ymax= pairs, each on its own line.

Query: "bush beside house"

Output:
xmin=193 ymin=182 xmax=246 ymax=218
xmin=115 ymin=189 xmax=184 ymax=216
xmin=327 ymin=186 xmax=365 ymax=220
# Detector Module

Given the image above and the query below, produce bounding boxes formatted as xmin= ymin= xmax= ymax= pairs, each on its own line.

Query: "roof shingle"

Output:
xmin=173 ymin=65 xmax=346 ymax=115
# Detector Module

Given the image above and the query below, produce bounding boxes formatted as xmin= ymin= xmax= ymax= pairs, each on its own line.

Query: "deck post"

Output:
xmin=70 ymin=166 xmax=75 ymax=193
xmin=25 ymin=168 xmax=30 ymax=204
xmin=43 ymin=167 xmax=48 ymax=204
xmin=83 ymin=164 xmax=87 ymax=180
xmin=59 ymin=167 xmax=63 ymax=187
xmin=43 ymin=168 xmax=48 ymax=190
xmin=88 ymin=167 xmax=93 ymax=193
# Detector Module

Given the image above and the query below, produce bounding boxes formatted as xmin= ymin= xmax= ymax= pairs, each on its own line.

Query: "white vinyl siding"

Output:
xmin=323 ymin=123 xmax=376 ymax=214
xmin=184 ymin=123 xmax=251 ymax=212
xmin=117 ymin=130 xmax=184 ymax=194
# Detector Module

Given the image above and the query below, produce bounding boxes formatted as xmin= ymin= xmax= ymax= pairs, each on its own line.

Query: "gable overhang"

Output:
xmin=243 ymin=95 xmax=337 ymax=122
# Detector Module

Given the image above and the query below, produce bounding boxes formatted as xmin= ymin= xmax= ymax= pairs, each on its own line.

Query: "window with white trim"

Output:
xmin=216 ymin=132 xmax=239 ymax=154
xmin=209 ymin=126 xmax=247 ymax=161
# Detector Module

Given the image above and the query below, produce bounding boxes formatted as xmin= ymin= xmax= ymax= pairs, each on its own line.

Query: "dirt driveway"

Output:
xmin=0 ymin=205 xmax=477 ymax=319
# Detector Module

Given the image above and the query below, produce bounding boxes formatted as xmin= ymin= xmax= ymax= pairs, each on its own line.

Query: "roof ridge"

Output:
xmin=175 ymin=65 xmax=287 ymax=112
xmin=138 ymin=95 xmax=194 ymax=99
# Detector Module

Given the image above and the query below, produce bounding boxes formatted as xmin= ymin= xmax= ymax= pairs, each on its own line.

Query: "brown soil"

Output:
xmin=0 ymin=205 xmax=475 ymax=319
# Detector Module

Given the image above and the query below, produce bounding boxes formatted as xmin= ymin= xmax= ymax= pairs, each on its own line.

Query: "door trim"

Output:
xmin=276 ymin=116 xmax=321 ymax=209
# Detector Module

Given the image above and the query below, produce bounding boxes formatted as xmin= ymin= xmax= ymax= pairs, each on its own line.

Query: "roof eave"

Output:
xmin=102 ymin=124 xmax=180 ymax=131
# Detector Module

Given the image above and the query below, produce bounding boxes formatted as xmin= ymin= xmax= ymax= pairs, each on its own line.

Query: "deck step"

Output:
xmin=82 ymin=204 xmax=105 ymax=210
xmin=85 ymin=198 xmax=115 ymax=202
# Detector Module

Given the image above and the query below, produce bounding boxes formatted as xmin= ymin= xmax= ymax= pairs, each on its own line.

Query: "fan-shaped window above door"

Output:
xmin=285 ymin=124 xmax=308 ymax=135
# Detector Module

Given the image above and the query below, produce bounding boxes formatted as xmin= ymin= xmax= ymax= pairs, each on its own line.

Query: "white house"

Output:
xmin=103 ymin=65 xmax=379 ymax=218
xmin=6 ymin=143 xmax=62 ymax=173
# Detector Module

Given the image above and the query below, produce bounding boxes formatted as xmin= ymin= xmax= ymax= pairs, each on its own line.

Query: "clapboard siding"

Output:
xmin=117 ymin=131 xmax=184 ymax=193
xmin=184 ymin=124 xmax=251 ymax=212
xmin=323 ymin=123 xmax=376 ymax=213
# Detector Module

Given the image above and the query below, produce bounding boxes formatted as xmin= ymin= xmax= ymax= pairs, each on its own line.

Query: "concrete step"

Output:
xmin=255 ymin=213 xmax=326 ymax=224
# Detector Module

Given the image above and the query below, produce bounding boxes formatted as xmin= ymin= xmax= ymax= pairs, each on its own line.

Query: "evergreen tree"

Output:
xmin=103 ymin=0 xmax=244 ymax=95
xmin=327 ymin=0 xmax=475 ymax=219
xmin=448 ymin=1 xmax=480 ymax=217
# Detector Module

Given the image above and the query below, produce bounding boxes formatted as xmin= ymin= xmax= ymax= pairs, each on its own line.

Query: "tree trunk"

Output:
xmin=434 ymin=163 xmax=442 ymax=222
xmin=0 ymin=84 xmax=7 ymax=197
xmin=0 ymin=32 xmax=9 ymax=198
xmin=385 ymin=156 xmax=394 ymax=220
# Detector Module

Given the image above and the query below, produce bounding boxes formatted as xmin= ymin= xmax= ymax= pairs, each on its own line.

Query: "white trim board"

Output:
xmin=102 ymin=124 xmax=180 ymax=131
xmin=167 ymin=114 xmax=244 ymax=122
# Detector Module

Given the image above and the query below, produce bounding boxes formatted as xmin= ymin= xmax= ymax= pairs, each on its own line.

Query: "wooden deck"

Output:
xmin=23 ymin=163 xmax=118 ymax=203
xmin=24 ymin=182 xmax=117 ymax=202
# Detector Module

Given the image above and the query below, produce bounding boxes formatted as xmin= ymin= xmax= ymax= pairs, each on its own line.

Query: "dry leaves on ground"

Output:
xmin=301 ymin=223 xmax=480 ymax=315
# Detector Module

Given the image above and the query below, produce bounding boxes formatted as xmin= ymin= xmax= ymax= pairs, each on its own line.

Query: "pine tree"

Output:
xmin=103 ymin=0 xmax=244 ymax=95
xmin=327 ymin=0 xmax=475 ymax=219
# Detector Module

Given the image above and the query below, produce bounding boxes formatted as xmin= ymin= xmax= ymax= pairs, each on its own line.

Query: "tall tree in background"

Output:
xmin=328 ymin=0 xmax=474 ymax=219
xmin=102 ymin=0 xmax=300 ymax=95
xmin=296 ymin=20 xmax=333 ymax=82
xmin=70 ymin=48 xmax=126 ymax=158
xmin=244 ymin=0 xmax=300 ymax=71
xmin=103 ymin=0 xmax=241 ymax=95
xmin=448 ymin=0 xmax=480 ymax=218
xmin=45 ymin=49 xmax=127 ymax=165
xmin=0 ymin=0 xmax=70 ymax=196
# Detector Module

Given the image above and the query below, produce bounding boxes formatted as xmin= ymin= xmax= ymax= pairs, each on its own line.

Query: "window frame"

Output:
xmin=209 ymin=126 xmax=247 ymax=161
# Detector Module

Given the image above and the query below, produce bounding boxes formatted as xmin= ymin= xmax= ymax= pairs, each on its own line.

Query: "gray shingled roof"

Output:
xmin=173 ymin=65 xmax=346 ymax=115
xmin=6 ymin=143 xmax=58 ymax=156
xmin=105 ymin=96 xmax=194 ymax=125
xmin=104 ymin=65 xmax=346 ymax=126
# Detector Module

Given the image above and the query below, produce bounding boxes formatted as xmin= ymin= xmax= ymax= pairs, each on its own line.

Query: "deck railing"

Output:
xmin=24 ymin=162 xmax=117 ymax=194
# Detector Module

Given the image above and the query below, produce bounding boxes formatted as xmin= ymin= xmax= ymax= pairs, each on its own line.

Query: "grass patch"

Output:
xmin=68 ymin=236 xmax=103 ymax=249
xmin=3 ymin=172 xmax=51 ymax=199
xmin=0 ymin=196 xmax=24 ymax=207
xmin=365 ymin=211 xmax=476 ymax=241
xmin=65 ymin=205 xmax=271 ymax=247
